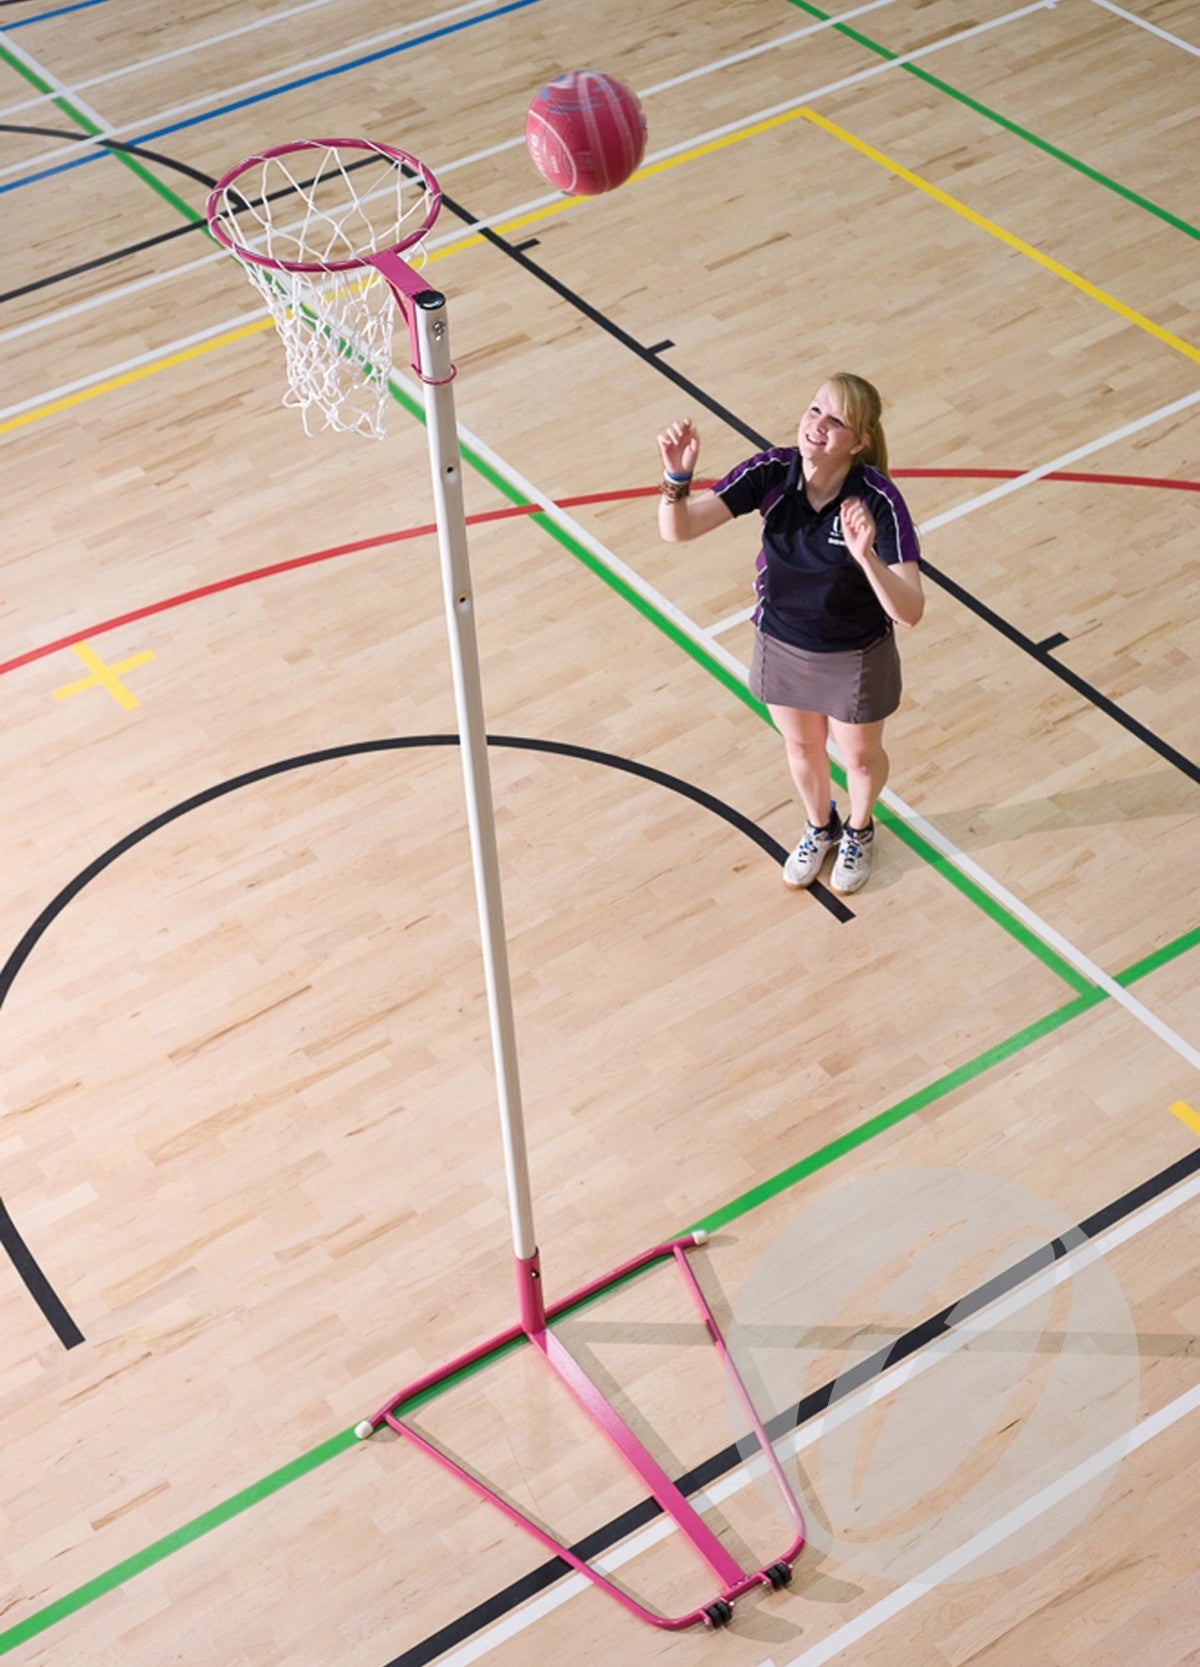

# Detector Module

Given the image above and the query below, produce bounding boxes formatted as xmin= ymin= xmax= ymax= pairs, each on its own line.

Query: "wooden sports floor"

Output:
xmin=2 ymin=0 xmax=1198 ymax=1661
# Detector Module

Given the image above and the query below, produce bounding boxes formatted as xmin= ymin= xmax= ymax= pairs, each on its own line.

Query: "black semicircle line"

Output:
xmin=0 ymin=733 xmax=850 ymax=1349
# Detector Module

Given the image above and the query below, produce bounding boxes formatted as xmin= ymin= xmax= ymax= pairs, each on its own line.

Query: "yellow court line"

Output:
xmin=6 ymin=102 xmax=1198 ymax=436
xmin=1 ymin=320 xmax=273 ymax=433
xmin=52 ymin=640 xmax=155 ymax=709
xmin=798 ymin=106 xmax=1200 ymax=366
xmin=434 ymin=112 xmax=804 ymax=253
xmin=1169 ymin=1101 xmax=1200 ymax=1139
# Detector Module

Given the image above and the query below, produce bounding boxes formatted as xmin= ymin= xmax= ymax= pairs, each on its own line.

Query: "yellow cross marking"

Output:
xmin=53 ymin=641 xmax=155 ymax=710
xmin=1169 ymin=1101 xmax=1200 ymax=1139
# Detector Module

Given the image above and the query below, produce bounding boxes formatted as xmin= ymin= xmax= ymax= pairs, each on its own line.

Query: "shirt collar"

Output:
xmin=789 ymin=452 xmax=865 ymax=508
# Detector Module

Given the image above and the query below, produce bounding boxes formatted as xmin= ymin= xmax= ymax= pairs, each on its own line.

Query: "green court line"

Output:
xmin=0 ymin=42 xmax=204 ymax=224
xmin=4 ymin=924 xmax=1194 ymax=1657
xmin=1116 ymin=923 xmax=1200 ymax=985
xmin=692 ymin=987 xmax=1105 ymax=1233
xmin=0 ymin=1428 xmax=359 ymax=1654
xmin=785 ymin=0 xmax=1200 ymax=242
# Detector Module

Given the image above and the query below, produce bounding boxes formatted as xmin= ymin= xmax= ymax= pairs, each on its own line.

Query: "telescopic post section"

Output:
xmin=369 ymin=251 xmax=542 ymax=1329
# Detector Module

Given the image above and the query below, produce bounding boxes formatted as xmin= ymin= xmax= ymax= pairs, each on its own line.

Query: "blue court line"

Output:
xmin=3 ymin=0 xmax=113 ymax=28
xmin=0 ymin=0 xmax=541 ymax=195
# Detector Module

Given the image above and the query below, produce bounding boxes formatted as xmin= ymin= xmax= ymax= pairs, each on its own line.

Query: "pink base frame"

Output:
xmin=360 ymin=1233 xmax=805 ymax=1631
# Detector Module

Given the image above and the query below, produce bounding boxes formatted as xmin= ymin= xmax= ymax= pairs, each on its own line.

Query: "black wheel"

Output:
xmin=764 ymin=1561 xmax=793 ymax=1590
xmin=703 ymin=1599 xmax=733 ymax=1628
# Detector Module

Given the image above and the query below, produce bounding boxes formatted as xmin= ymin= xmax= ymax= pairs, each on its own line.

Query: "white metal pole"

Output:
xmin=405 ymin=286 xmax=539 ymax=1267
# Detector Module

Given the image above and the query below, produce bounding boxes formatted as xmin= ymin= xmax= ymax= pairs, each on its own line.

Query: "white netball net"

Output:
xmin=207 ymin=140 xmax=441 ymax=439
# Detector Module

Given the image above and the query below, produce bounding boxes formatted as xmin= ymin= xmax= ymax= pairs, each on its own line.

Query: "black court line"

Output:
xmin=0 ymin=144 xmax=385 ymax=305
xmin=0 ymin=124 xmax=217 ymax=187
xmin=386 ymin=1140 xmax=1200 ymax=1666
xmin=0 ymin=129 xmax=215 ymax=307
xmin=0 ymin=1200 xmax=83 ymax=1349
xmin=0 ymin=733 xmax=845 ymax=1347
xmin=922 ymin=562 xmax=1198 ymax=783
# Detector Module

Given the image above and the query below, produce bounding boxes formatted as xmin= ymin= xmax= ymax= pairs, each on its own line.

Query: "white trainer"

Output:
xmin=782 ymin=810 xmax=843 ymax=889
xmin=830 ymin=821 xmax=875 ymax=894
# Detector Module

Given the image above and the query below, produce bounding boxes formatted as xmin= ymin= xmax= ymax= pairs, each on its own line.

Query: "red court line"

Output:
xmin=896 ymin=468 xmax=1200 ymax=491
xmin=4 ymin=472 xmax=1197 ymax=679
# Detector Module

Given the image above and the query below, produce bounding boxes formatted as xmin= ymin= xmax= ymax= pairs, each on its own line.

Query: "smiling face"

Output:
xmin=798 ymin=382 xmax=866 ymax=472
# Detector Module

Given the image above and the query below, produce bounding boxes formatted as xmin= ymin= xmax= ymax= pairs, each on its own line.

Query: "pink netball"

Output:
xmin=525 ymin=70 xmax=647 ymax=196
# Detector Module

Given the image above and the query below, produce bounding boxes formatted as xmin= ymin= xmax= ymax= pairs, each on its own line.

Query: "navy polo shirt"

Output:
xmin=713 ymin=447 xmax=920 ymax=652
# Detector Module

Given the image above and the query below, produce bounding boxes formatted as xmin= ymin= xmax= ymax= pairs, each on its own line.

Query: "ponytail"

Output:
xmin=828 ymin=371 xmax=889 ymax=475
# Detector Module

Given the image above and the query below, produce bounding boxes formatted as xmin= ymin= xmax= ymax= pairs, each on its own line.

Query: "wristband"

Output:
xmin=663 ymin=469 xmax=693 ymax=483
xmin=661 ymin=474 xmax=692 ymax=502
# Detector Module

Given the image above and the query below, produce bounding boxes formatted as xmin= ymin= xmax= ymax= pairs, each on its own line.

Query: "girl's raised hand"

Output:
xmin=657 ymin=418 xmax=700 ymax=477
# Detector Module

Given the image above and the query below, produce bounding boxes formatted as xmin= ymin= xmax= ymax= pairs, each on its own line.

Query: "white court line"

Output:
xmin=877 ymin=787 xmax=1200 ymax=1077
xmin=918 ymin=390 xmax=1200 ymax=529
xmin=452 ymin=411 xmax=754 ymax=688
xmin=0 ymin=247 xmax=231 ymax=347
xmin=781 ymin=1378 xmax=1200 ymax=1665
xmin=708 ymin=386 xmax=1200 ymax=635
xmin=1087 ymin=0 xmax=1200 ymax=59
xmin=0 ymin=199 xmax=526 ymax=351
xmin=0 ymin=0 xmax=907 ymax=179
xmin=418 ymin=1166 xmax=1200 ymax=1665
xmin=0 ymin=0 xmax=897 ymax=124
xmin=0 ymin=311 xmax=266 ymax=421
xmin=0 ymin=196 xmax=551 ymax=384
xmin=638 ymin=0 xmax=1058 ymax=163
xmin=2 ymin=7 xmax=1194 ymax=1065
xmin=638 ymin=0 xmax=906 ymax=96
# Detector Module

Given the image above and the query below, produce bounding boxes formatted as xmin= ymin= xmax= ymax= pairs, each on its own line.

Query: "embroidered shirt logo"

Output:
xmin=828 ymin=512 xmax=848 ymax=548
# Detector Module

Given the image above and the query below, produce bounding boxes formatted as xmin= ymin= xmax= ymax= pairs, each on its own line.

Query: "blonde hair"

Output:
xmin=828 ymin=372 xmax=889 ymax=475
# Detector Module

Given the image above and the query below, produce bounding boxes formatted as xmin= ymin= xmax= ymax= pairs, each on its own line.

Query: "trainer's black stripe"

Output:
xmin=385 ymin=1140 xmax=1200 ymax=1665
xmin=0 ymin=733 xmax=841 ymax=1346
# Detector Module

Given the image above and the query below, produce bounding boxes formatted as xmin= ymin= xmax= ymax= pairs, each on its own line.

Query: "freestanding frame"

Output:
xmin=207 ymin=141 xmax=804 ymax=1630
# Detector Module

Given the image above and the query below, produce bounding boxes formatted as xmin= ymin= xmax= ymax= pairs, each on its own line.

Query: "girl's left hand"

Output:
xmin=841 ymin=496 xmax=877 ymax=565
